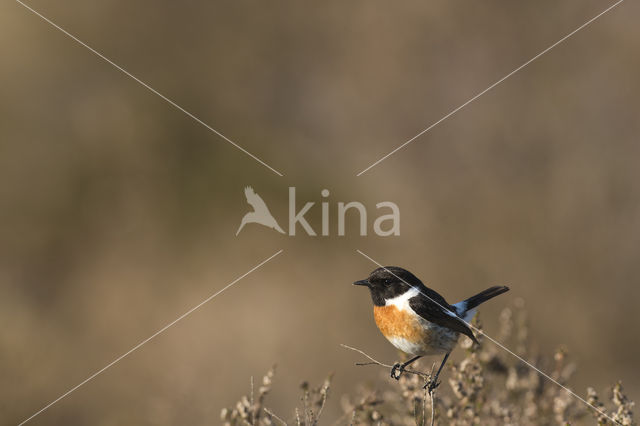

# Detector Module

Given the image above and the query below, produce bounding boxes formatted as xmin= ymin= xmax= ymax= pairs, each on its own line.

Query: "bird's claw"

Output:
xmin=390 ymin=362 xmax=403 ymax=380
xmin=423 ymin=379 xmax=441 ymax=393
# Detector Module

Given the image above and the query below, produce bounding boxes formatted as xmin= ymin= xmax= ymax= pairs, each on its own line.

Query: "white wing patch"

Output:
xmin=385 ymin=287 xmax=420 ymax=310
xmin=388 ymin=287 xmax=462 ymax=320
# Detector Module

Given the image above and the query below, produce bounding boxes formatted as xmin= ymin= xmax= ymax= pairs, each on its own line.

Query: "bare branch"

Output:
xmin=263 ymin=408 xmax=288 ymax=426
xmin=341 ymin=344 xmax=438 ymax=426
xmin=428 ymin=363 xmax=436 ymax=426
xmin=340 ymin=344 xmax=431 ymax=379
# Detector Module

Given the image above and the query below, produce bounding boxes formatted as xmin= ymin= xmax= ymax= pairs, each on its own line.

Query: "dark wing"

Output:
xmin=409 ymin=291 xmax=479 ymax=345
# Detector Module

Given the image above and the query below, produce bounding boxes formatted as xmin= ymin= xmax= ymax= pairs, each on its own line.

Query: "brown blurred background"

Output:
xmin=2 ymin=0 xmax=639 ymax=424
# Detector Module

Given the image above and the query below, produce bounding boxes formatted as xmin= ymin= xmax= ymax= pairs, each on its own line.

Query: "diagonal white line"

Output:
xmin=356 ymin=0 xmax=625 ymax=176
xmin=356 ymin=249 xmax=620 ymax=425
xmin=16 ymin=0 xmax=284 ymax=177
xmin=18 ymin=249 xmax=284 ymax=426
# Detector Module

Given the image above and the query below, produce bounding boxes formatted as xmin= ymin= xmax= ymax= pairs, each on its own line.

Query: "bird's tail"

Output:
xmin=452 ymin=285 xmax=509 ymax=343
xmin=461 ymin=286 xmax=510 ymax=312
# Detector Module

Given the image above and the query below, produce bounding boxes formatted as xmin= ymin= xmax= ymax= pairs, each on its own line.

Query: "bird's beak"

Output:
xmin=353 ymin=279 xmax=369 ymax=287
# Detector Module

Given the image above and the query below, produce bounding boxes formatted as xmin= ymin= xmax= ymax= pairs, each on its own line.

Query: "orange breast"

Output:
xmin=373 ymin=305 xmax=424 ymax=343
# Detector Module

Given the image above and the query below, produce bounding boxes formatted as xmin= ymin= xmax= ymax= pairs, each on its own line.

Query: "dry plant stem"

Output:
xmin=429 ymin=388 xmax=436 ymax=426
xmin=251 ymin=376 xmax=255 ymax=426
xmin=263 ymin=408 xmax=288 ymax=426
xmin=340 ymin=344 xmax=431 ymax=379
xmin=427 ymin=363 xmax=436 ymax=426
xmin=313 ymin=378 xmax=330 ymax=425
xmin=341 ymin=344 xmax=438 ymax=426
xmin=330 ymin=390 xmax=380 ymax=426
xmin=423 ymin=388 xmax=426 ymax=426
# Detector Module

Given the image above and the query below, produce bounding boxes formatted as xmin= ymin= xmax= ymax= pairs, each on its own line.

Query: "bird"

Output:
xmin=236 ymin=186 xmax=285 ymax=236
xmin=353 ymin=266 xmax=509 ymax=392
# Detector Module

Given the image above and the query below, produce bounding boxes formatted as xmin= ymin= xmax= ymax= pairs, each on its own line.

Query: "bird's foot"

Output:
xmin=423 ymin=379 xmax=441 ymax=394
xmin=390 ymin=362 xmax=404 ymax=380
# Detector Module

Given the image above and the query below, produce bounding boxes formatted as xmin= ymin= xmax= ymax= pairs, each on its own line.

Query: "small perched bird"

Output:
xmin=236 ymin=186 xmax=285 ymax=236
xmin=354 ymin=266 xmax=509 ymax=391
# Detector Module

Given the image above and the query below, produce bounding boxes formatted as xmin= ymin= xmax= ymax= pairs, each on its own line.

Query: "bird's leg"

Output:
xmin=424 ymin=352 xmax=450 ymax=393
xmin=391 ymin=355 xmax=422 ymax=380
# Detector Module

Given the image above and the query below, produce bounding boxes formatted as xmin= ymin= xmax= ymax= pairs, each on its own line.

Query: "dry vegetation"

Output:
xmin=222 ymin=300 xmax=634 ymax=425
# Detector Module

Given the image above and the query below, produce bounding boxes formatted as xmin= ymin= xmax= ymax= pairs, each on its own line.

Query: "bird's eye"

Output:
xmin=384 ymin=279 xmax=391 ymax=284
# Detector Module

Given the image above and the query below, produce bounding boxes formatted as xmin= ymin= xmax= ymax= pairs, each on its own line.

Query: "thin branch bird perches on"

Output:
xmin=340 ymin=344 xmax=438 ymax=426
xmin=340 ymin=344 xmax=432 ymax=379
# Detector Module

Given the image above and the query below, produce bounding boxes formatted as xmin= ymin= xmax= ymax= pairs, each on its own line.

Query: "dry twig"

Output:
xmin=263 ymin=408 xmax=288 ymax=426
xmin=340 ymin=344 xmax=431 ymax=380
xmin=340 ymin=344 xmax=437 ymax=426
